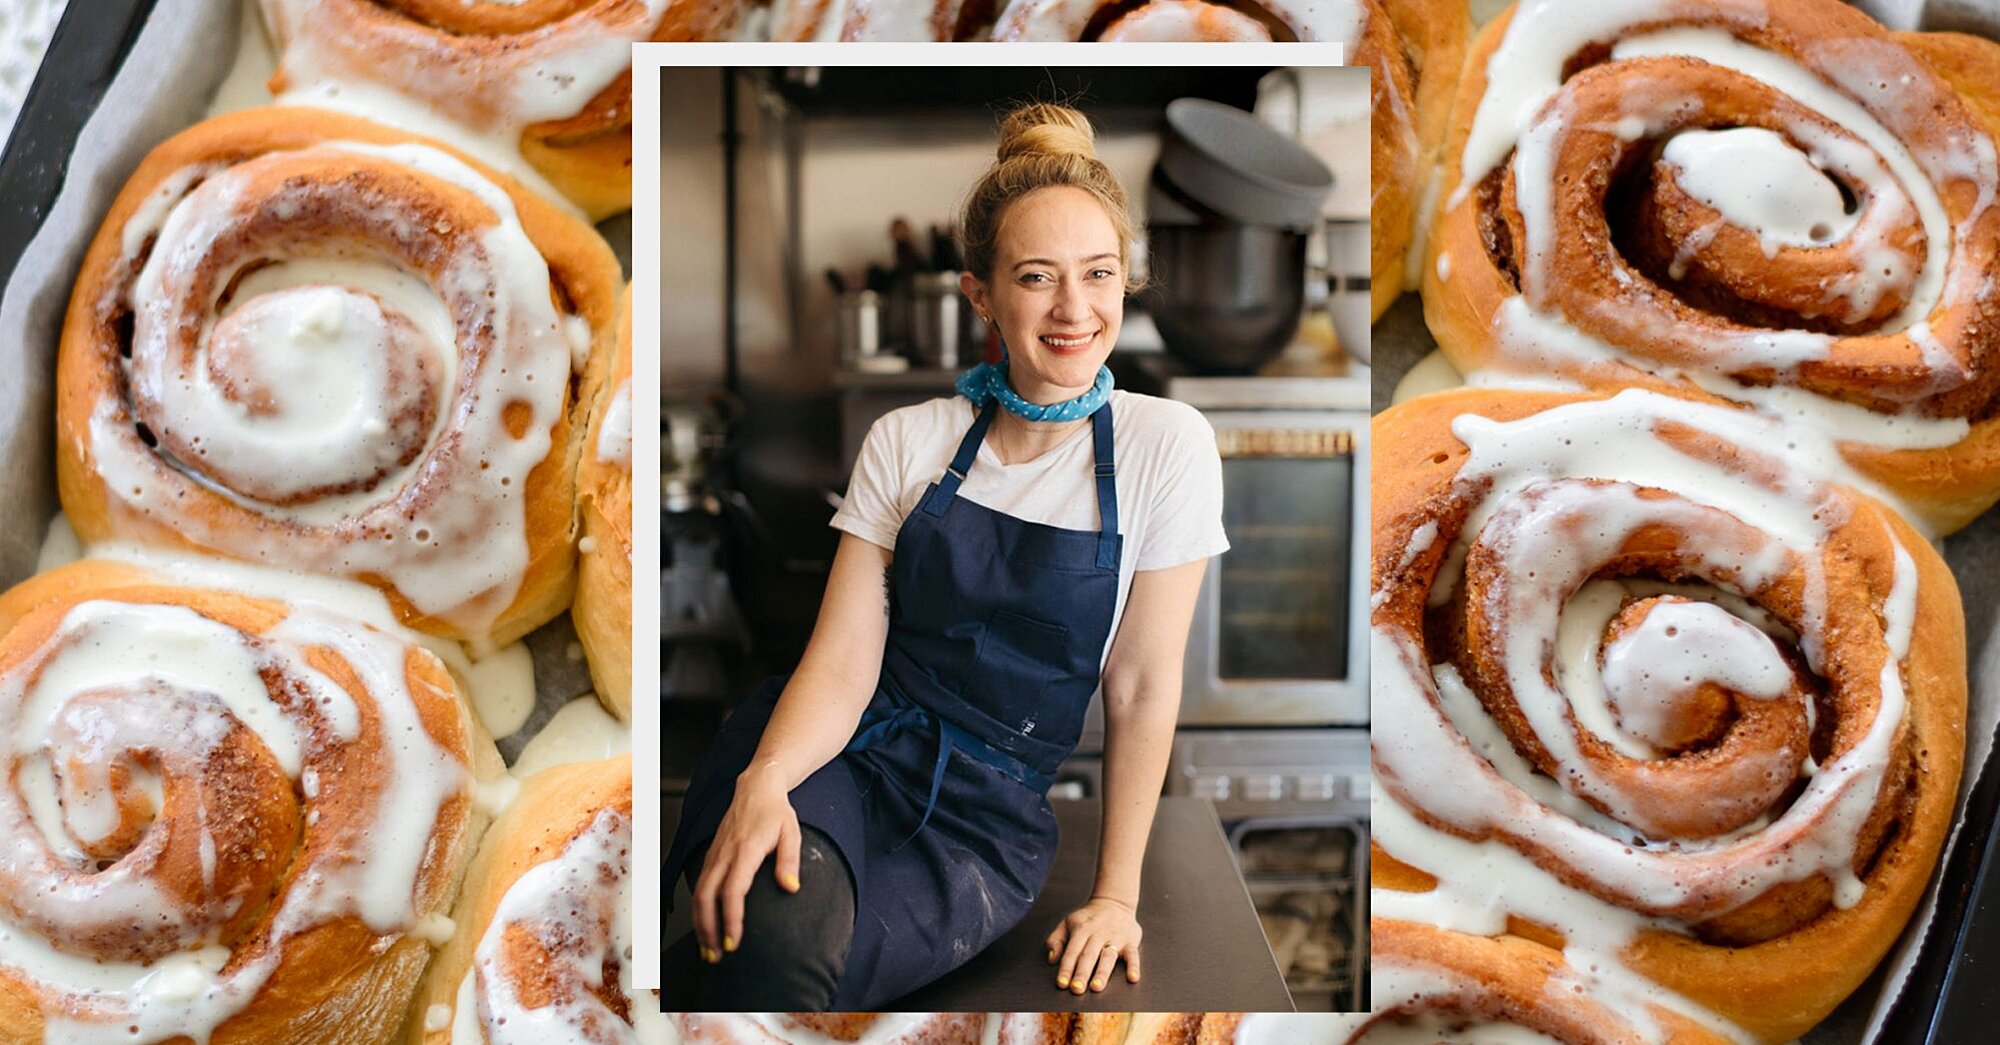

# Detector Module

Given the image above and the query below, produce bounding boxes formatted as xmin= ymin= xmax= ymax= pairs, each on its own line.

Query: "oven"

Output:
xmin=1181 ymin=397 xmax=1369 ymax=726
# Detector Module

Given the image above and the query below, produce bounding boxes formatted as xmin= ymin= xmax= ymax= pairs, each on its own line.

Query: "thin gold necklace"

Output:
xmin=994 ymin=413 xmax=1087 ymax=465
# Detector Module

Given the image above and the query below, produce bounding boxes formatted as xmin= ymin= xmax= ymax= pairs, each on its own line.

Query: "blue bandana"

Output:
xmin=955 ymin=358 xmax=1114 ymax=422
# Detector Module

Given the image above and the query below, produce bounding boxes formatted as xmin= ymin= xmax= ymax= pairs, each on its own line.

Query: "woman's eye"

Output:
xmin=1090 ymin=268 xmax=1116 ymax=280
xmin=1020 ymin=273 xmax=1050 ymax=285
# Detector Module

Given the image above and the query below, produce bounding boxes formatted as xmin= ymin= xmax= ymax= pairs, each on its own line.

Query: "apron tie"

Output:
xmin=846 ymin=699 xmax=1053 ymax=851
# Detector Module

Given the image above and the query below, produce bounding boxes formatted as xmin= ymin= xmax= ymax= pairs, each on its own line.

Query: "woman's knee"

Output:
xmin=698 ymin=827 xmax=856 ymax=1009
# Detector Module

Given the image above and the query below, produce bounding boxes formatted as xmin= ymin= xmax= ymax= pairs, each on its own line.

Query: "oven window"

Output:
xmin=1217 ymin=454 xmax=1351 ymax=681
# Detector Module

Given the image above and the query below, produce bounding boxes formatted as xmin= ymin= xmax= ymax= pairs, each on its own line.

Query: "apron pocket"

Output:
xmin=975 ymin=610 xmax=1072 ymax=729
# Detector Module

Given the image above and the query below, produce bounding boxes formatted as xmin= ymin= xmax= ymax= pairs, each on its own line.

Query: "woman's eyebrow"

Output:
xmin=1011 ymin=253 xmax=1120 ymax=270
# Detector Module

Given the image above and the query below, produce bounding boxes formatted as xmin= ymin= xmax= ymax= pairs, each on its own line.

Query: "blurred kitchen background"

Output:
xmin=660 ymin=65 xmax=1369 ymax=1011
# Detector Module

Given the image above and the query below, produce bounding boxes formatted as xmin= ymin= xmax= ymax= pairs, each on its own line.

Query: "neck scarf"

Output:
xmin=955 ymin=357 xmax=1114 ymax=422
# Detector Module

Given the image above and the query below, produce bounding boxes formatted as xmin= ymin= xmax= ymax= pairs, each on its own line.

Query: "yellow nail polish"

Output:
xmin=724 ymin=935 xmax=738 ymax=953
xmin=782 ymin=873 xmax=801 ymax=891
xmin=1056 ymin=977 xmax=1068 ymax=988
xmin=702 ymin=947 xmax=718 ymax=963
xmin=1092 ymin=980 xmax=1106 ymax=990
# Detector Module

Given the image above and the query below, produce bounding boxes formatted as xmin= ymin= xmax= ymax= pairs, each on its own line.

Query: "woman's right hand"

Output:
xmin=690 ymin=767 xmax=804 ymax=962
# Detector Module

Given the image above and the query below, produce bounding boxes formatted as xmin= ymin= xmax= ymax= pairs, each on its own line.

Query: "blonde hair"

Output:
xmin=959 ymin=102 xmax=1141 ymax=292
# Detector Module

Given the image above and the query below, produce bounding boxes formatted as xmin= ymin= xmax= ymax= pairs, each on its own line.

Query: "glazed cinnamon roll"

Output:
xmin=1424 ymin=0 xmax=2000 ymax=533
xmin=1358 ymin=0 xmax=1467 ymax=321
xmin=0 ymin=558 xmax=499 ymax=1045
xmin=56 ymin=108 xmax=623 ymax=650
xmin=257 ymin=0 xmax=736 ymax=217
xmin=406 ymin=755 xmax=655 ymax=1044
xmin=575 ymin=292 xmax=634 ymax=721
xmin=988 ymin=0 xmax=1353 ymax=41
xmin=1370 ymin=387 xmax=1965 ymax=1044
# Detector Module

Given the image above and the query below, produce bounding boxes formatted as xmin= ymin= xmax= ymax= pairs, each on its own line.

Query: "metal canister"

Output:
xmin=910 ymin=271 xmax=961 ymax=370
xmin=838 ymin=290 xmax=882 ymax=369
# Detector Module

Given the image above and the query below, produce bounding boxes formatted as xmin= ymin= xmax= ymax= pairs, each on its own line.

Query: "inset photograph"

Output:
xmin=656 ymin=57 xmax=1369 ymax=1016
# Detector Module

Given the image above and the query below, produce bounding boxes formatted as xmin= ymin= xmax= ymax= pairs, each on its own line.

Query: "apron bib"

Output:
xmin=664 ymin=400 xmax=1122 ymax=1008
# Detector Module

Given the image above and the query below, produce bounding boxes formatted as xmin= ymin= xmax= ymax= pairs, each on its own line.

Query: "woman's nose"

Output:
xmin=1051 ymin=276 xmax=1089 ymax=322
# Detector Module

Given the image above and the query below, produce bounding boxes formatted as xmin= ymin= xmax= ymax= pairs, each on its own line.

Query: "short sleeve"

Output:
xmin=1134 ymin=407 xmax=1230 ymax=571
xmin=830 ymin=414 xmax=908 ymax=550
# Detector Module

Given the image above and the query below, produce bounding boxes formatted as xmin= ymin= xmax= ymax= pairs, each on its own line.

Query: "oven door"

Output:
xmin=1179 ymin=410 xmax=1368 ymax=727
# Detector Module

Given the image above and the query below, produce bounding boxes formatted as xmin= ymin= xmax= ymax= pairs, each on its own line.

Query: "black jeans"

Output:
xmin=664 ymin=825 xmax=857 ymax=1011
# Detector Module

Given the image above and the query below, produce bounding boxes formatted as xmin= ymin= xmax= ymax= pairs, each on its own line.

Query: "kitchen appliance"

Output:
xmin=1145 ymin=98 xmax=1333 ymax=375
xmin=1172 ymin=729 xmax=1370 ymax=1011
xmin=1138 ymin=360 xmax=1371 ymax=727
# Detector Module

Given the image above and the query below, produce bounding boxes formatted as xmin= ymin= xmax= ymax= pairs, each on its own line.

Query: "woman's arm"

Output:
xmin=691 ymin=532 xmax=893 ymax=961
xmin=1046 ymin=556 xmax=1209 ymax=993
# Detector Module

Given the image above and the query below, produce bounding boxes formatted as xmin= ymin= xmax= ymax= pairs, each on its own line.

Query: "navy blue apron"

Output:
xmin=664 ymin=399 xmax=1122 ymax=1008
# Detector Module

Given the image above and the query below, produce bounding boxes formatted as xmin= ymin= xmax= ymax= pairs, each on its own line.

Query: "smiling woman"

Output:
xmin=661 ymin=101 xmax=1229 ymax=1011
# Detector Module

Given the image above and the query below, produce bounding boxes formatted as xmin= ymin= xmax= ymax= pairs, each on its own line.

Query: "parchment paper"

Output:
xmin=0 ymin=0 xmax=628 ymax=761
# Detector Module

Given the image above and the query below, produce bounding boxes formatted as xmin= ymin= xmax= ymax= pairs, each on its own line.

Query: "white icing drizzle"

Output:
xmin=463 ymin=808 xmax=639 ymax=1045
xmin=0 ymin=576 xmax=470 ymax=1044
xmin=513 ymin=697 xmax=632 ymax=780
xmin=1373 ymin=390 xmax=1924 ymax=1044
xmin=1660 ymin=127 xmax=1859 ymax=253
xmin=35 ymin=513 xmax=84 ymax=574
xmin=597 ymin=377 xmax=635 ymax=467
xmin=1597 ymin=598 xmax=1792 ymax=750
xmin=1489 ymin=299 xmax=1971 ymax=467
xmin=465 ymin=642 xmax=538 ymax=740
xmin=99 ymin=139 xmax=584 ymax=641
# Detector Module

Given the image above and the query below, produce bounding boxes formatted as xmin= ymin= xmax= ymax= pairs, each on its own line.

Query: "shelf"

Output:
xmin=760 ymin=66 xmax=1272 ymax=118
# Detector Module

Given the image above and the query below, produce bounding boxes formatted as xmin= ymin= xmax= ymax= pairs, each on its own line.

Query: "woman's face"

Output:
xmin=961 ymin=186 xmax=1125 ymax=406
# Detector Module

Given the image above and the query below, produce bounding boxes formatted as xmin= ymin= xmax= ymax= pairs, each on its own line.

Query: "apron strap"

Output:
xmin=923 ymin=401 xmax=999 ymax=517
xmin=1090 ymin=403 xmax=1118 ymax=571
xmin=922 ymin=400 xmax=1118 ymax=575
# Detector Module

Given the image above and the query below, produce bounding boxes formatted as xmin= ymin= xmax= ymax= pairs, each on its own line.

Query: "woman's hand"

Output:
xmin=1046 ymin=896 xmax=1142 ymax=994
xmin=690 ymin=767 xmax=803 ymax=963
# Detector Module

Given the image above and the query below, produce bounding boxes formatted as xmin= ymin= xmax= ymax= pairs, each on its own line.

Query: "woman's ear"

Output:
xmin=959 ymin=271 xmax=989 ymax=322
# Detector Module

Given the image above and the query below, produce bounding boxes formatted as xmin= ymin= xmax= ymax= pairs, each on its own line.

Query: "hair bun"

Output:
xmin=995 ymin=102 xmax=1097 ymax=163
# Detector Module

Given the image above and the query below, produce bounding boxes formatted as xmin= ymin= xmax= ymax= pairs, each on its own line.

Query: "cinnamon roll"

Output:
xmin=56 ymin=107 xmax=624 ymax=650
xmin=257 ymin=1 xmax=738 ymax=218
xmin=988 ymin=0 xmax=1355 ymax=41
xmin=1424 ymin=0 xmax=2000 ymax=532
xmin=405 ymin=754 xmax=657 ymax=1044
xmin=1359 ymin=0 xmax=1467 ymax=321
xmin=574 ymin=293 xmax=634 ymax=721
xmin=0 ymin=557 xmax=500 ymax=1045
xmin=1371 ymin=387 xmax=1965 ymax=1044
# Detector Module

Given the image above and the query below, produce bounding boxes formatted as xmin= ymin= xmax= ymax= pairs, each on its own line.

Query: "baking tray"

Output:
xmin=0 ymin=0 xmax=627 ymax=759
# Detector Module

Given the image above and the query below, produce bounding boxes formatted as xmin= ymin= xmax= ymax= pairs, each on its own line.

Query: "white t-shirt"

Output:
xmin=831 ymin=390 xmax=1230 ymax=663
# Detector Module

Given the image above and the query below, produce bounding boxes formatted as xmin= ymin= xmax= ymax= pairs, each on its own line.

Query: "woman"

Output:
xmin=663 ymin=102 xmax=1227 ymax=1010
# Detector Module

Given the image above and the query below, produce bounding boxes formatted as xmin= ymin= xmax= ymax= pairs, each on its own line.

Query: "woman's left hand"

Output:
xmin=1046 ymin=896 xmax=1142 ymax=994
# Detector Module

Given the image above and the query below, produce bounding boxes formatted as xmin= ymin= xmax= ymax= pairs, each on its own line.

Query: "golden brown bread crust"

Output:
xmin=0 ymin=559 xmax=500 ymax=1045
xmin=404 ymin=754 xmax=633 ymax=1044
xmin=56 ymin=107 xmax=623 ymax=649
xmin=575 ymin=291 xmax=634 ymax=720
xmin=259 ymin=1 xmax=745 ymax=219
xmin=1369 ymin=388 xmax=1966 ymax=1044
xmin=1360 ymin=920 xmax=1725 ymax=1045
xmin=1419 ymin=0 xmax=2000 ymax=534
xmin=1362 ymin=0 xmax=1470 ymax=321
